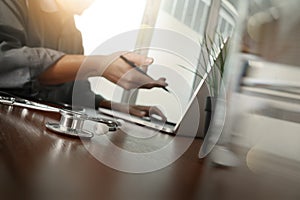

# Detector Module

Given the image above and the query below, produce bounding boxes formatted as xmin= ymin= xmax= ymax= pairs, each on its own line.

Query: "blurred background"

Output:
xmin=203 ymin=0 xmax=300 ymax=184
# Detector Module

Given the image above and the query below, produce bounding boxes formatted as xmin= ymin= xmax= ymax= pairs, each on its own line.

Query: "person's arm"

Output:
xmin=0 ymin=1 xmax=66 ymax=88
xmin=39 ymin=52 xmax=168 ymax=90
xmin=0 ymin=1 xmax=167 ymax=91
xmin=38 ymin=55 xmax=85 ymax=85
xmin=41 ymin=53 xmax=168 ymax=119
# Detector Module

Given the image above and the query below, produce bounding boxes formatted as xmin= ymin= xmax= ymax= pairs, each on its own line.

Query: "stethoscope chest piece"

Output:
xmin=46 ymin=109 xmax=94 ymax=139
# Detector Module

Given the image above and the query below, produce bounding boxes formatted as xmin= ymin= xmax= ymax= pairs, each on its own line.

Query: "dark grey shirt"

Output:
xmin=0 ymin=0 xmax=104 ymax=107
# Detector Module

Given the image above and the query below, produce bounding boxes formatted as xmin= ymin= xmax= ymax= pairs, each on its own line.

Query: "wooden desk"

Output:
xmin=0 ymin=105 xmax=299 ymax=200
xmin=0 ymin=105 xmax=205 ymax=200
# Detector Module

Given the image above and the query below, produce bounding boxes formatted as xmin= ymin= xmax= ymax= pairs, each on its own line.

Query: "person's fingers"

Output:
xmin=129 ymin=106 xmax=147 ymax=118
xmin=130 ymin=105 xmax=167 ymax=121
xmin=125 ymin=70 xmax=167 ymax=87
xmin=155 ymin=77 xmax=168 ymax=86
xmin=117 ymin=69 xmax=168 ymax=90
xmin=105 ymin=102 xmax=167 ymax=121
xmin=148 ymin=106 xmax=167 ymax=121
xmin=140 ymin=79 xmax=168 ymax=89
xmin=125 ymin=80 xmax=168 ymax=90
xmin=105 ymin=52 xmax=168 ymax=90
xmin=123 ymin=52 xmax=154 ymax=66
xmin=139 ymin=65 xmax=148 ymax=72
xmin=158 ymin=77 xmax=166 ymax=81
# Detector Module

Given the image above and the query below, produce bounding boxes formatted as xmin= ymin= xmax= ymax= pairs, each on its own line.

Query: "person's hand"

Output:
xmin=102 ymin=52 xmax=168 ymax=90
xmin=99 ymin=100 xmax=167 ymax=121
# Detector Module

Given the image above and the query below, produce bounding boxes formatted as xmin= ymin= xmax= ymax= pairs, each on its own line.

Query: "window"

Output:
xmin=162 ymin=0 xmax=211 ymax=36
xmin=174 ymin=0 xmax=185 ymax=21
xmin=183 ymin=0 xmax=196 ymax=27
xmin=214 ymin=0 xmax=237 ymax=50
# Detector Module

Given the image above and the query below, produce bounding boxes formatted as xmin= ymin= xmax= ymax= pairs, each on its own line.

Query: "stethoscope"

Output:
xmin=0 ymin=95 xmax=119 ymax=139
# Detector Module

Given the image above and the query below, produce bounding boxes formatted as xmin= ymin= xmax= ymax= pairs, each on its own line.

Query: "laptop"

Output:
xmin=98 ymin=77 xmax=206 ymax=134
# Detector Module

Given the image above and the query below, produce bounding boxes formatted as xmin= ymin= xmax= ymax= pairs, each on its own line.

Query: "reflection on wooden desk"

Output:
xmin=0 ymin=105 xmax=300 ymax=200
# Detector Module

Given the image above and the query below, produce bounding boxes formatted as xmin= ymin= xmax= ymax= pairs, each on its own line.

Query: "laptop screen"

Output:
xmin=134 ymin=29 xmax=206 ymax=128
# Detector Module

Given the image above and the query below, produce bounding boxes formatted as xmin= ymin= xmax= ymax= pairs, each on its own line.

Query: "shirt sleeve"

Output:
xmin=0 ymin=0 xmax=65 ymax=89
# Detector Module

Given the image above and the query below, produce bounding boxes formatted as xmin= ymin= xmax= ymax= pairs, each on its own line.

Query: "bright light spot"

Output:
xmin=75 ymin=0 xmax=147 ymax=55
